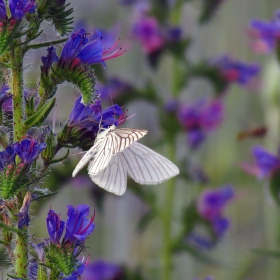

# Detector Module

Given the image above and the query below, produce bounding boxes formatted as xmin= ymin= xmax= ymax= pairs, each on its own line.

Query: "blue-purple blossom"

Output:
xmin=68 ymin=97 xmax=124 ymax=130
xmin=60 ymin=29 xmax=125 ymax=67
xmin=14 ymin=139 xmax=47 ymax=165
xmin=0 ymin=0 xmax=6 ymax=20
xmin=132 ymin=15 xmax=165 ymax=54
xmin=41 ymin=46 xmax=59 ymax=73
xmin=9 ymin=0 xmax=36 ymax=20
xmin=212 ymin=55 xmax=260 ymax=87
xmin=197 ymin=185 xmax=234 ymax=221
xmin=64 ymin=204 xmax=95 ymax=242
xmin=81 ymin=260 xmax=123 ymax=280
xmin=0 ymin=84 xmax=12 ymax=110
xmin=242 ymin=146 xmax=280 ymax=179
xmin=178 ymin=99 xmax=224 ymax=149
xmin=249 ymin=10 xmax=280 ymax=54
xmin=187 ymin=186 xmax=234 ymax=249
xmin=46 ymin=208 xmax=65 ymax=243
xmin=0 ymin=145 xmax=16 ymax=170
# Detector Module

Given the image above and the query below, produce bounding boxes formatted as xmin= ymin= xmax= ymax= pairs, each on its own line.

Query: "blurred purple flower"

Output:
xmin=187 ymin=186 xmax=234 ymax=249
xmin=0 ymin=145 xmax=16 ymax=170
xmin=0 ymin=0 xmax=6 ymax=20
xmin=178 ymin=99 xmax=224 ymax=149
xmin=132 ymin=15 xmax=165 ymax=54
xmin=197 ymin=185 xmax=234 ymax=221
xmin=212 ymin=55 xmax=260 ymax=87
xmin=60 ymin=29 xmax=125 ymax=68
xmin=249 ymin=10 xmax=280 ymax=54
xmin=166 ymin=26 xmax=182 ymax=42
xmin=9 ymin=0 xmax=36 ymax=20
xmin=64 ymin=204 xmax=95 ymax=243
xmin=46 ymin=208 xmax=65 ymax=243
xmin=242 ymin=146 xmax=280 ymax=179
xmin=14 ymin=139 xmax=46 ymax=165
xmin=81 ymin=260 xmax=123 ymax=280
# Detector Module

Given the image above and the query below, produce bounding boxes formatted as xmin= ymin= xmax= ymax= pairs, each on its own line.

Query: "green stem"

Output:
xmin=11 ymin=46 xmax=26 ymax=141
xmin=162 ymin=138 xmax=176 ymax=280
xmin=14 ymin=228 xmax=29 ymax=278
xmin=10 ymin=44 xmax=29 ymax=277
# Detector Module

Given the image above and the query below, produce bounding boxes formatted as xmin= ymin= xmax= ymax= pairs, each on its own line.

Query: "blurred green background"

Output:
xmin=10 ymin=0 xmax=280 ymax=279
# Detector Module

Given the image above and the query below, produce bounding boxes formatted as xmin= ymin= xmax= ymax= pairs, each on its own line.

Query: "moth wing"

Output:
xmin=89 ymin=154 xmax=127 ymax=196
xmin=120 ymin=142 xmax=179 ymax=184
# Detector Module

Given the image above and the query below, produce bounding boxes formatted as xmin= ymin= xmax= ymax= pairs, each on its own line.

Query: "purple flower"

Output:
xmin=0 ymin=84 xmax=12 ymax=110
xmin=41 ymin=46 xmax=59 ymax=73
xmin=212 ymin=216 xmax=230 ymax=237
xmin=0 ymin=145 xmax=16 ymax=170
xmin=243 ymin=146 xmax=280 ymax=179
xmin=46 ymin=208 xmax=65 ymax=243
xmin=178 ymin=99 xmax=224 ymax=149
xmin=9 ymin=0 xmax=36 ymax=20
xmin=64 ymin=204 xmax=95 ymax=243
xmin=166 ymin=26 xmax=182 ymax=42
xmin=69 ymin=97 xmax=123 ymax=130
xmin=0 ymin=0 xmax=6 ymax=20
xmin=81 ymin=260 xmax=123 ymax=280
xmin=60 ymin=97 xmax=124 ymax=149
xmin=249 ymin=11 xmax=280 ymax=54
xmin=14 ymin=138 xmax=47 ymax=164
xmin=132 ymin=15 xmax=165 ymax=54
xmin=197 ymin=185 xmax=234 ymax=221
xmin=60 ymin=29 xmax=125 ymax=67
xmin=212 ymin=55 xmax=260 ymax=87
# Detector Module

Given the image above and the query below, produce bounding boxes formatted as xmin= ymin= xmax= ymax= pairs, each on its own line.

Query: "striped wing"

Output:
xmin=120 ymin=142 xmax=179 ymax=184
xmin=73 ymin=127 xmax=147 ymax=177
xmin=87 ymin=128 xmax=147 ymax=176
xmin=88 ymin=142 xmax=179 ymax=195
xmin=89 ymin=154 xmax=127 ymax=196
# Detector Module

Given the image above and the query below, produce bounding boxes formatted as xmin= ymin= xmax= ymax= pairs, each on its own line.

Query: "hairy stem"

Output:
xmin=11 ymin=46 xmax=26 ymax=141
xmin=10 ymin=44 xmax=29 ymax=277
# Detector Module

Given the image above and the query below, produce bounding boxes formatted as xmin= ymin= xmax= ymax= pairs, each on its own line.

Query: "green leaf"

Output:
xmin=24 ymin=98 xmax=56 ymax=129
xmin=48 ymin=149 xmax=69 ymax=164
xmin=252 ymin=248 xmax=280 ymax=259
xmin=7 ymin=274 xmax=28 ymax=280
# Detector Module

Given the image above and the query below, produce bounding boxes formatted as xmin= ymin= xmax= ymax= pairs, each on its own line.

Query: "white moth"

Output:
xmin=72 ymin=125 xmax=179 ymax=195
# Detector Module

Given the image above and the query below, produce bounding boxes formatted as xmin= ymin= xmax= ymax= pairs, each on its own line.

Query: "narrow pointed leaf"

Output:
xmin=24 ymin=98 xmax=56 ymax=129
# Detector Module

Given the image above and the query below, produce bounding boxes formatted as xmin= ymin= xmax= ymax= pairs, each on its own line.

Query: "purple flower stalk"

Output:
xmin=64 ymin=204 xmax=95 ymax=243
xmin=68 ymin=97 xmax=123 ymax=130
xmin=249 ymin=10 xmax=280 ymax=54
xmin=81 ymin=260 xmax=123 ymax=280
xmin=60 ymin=29 xmax=125 ymax=68
xmin=212 ymin=55 xmax=260 ymax=87
xmin=0 ymin=0 xmax=6 ymax=20
xmin=0 ymin=145 xmax=16 ymax=170
xmin=178 ymin=99 xmax=224 ymax=149
xmin=46 ymin=208 xmax=65 ymax=243
xmin=9 ymin=0 xmax=36 ymax=20
xmin=14 ymin=138 xmax=47 ymax=165
xmin=132 ymin=15 xmax=165 ymax=54
xmin=197 ymin=185 xmax=234 ymax=222
xmin=242 ymin=146 xmax=280 ymax=179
